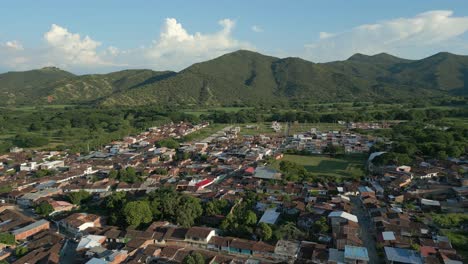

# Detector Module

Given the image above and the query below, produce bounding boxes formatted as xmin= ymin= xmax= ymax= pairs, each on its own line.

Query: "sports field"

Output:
xmin=280 ymin=154 xmax=366 ymax=178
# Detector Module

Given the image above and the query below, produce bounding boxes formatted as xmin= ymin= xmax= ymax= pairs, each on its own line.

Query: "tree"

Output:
xmin=312 ymin=216 xmax=329 ymax=233
xmin=156 ymin=138 xmax=180 ymax=149
xmin=183 ymin=252 xmax=205 ymax=264
xmin=35 ymin=201 xmax=54 ymax=216
xmin=176 ymin=196 xmax=203 ymax=227
xmin=13 ymin=134 xmax=49 ymax=148
xmin=123 ymin=201 xmax=152 ymax=227
xmin=256 ymin=222 xmax=272 ymax=241
xmin=15 ymin=246 xmax=28 ymax=257
xmin=67 ymin=190 xmax=91 ymax=205
xmin=0 ymin=232 xmax=15 ymax=245
xmin=274 ymin=222 xmax=303 ymax=240
xmin=243 ymin=210 xmax=257 ymax=226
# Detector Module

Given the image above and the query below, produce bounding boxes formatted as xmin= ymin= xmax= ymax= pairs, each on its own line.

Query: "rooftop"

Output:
xmin=344 ymin=245 xmax=369 ymax=261
xmin=328 ymin=211 xmax=358 ymax=223
xmin=384 ymin=247 xmax=423 ymax=264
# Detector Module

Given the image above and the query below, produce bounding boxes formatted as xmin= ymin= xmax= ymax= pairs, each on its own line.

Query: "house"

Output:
xmin=40 ymin=160 xmax=65 ymax=170
xmin=11 ymin=219 xmax=50 ymax=240
xmin=20 ymin=162 xmax=38 ymax=171
xmin=328 ymin=211 xmax=358 ymax=223
xmin=344 ymin=245 xmax=369 ymax=264
xmin=384 ymin=247 xmax=423 ymax=264
xmin=274 ymin=240 xmax=300 ymax=260
xmin=17 ymin=188 xmax=62 ymax=207
xmin=258 ymin=208 xmax=280 ymax=225
xmin=60 ymin=213 xmax=102 ymax=235
xmin=184 ymin=227 xmax=216 ymax=245
xmin=358 ymin=186 xmax=375 ymax=198
xmin=49 ymin=200 xmax=75 ymax=214
xmin=76 ymin=235 xmax=106 ymax=251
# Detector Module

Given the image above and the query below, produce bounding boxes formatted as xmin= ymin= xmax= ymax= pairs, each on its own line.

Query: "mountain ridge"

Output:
xmin=0 ymin=50 xmax=467 ymax=106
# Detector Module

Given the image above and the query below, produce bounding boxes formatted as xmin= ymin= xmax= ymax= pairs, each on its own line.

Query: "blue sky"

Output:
xmin=1 ymin=0 xmax=468 ymax=73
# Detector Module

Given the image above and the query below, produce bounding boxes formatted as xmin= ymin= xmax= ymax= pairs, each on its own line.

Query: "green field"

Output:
xmin=183 ymin=107 xmax=254 ymax=116
xmin=278 ymin=154 xmax=366 ymax=178
xmin=180 ymin=123 xmax=227 ymax=142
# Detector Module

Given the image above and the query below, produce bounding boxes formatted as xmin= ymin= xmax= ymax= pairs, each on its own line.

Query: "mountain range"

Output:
xmin=0 ymin=50 xmax=467 ymax=106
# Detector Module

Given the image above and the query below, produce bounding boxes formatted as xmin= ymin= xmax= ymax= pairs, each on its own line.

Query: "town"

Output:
xmin=0 ymin=119 xmax=466 ymax=264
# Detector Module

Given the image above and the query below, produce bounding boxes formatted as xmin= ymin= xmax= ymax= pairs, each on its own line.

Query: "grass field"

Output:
xmin=183 ymin=107 xmax=254 ymax=116
xmin=238 ymin=122 xmax=345 ymax=136
xmin=277 ymin=154 xmax=366 ymax=178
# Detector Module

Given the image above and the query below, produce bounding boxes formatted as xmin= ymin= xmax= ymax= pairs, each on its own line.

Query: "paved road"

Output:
xmin=351 ymin=197 xmax=382 ymax=264
xmin=60 ymin=239 xmax=79 ymax=264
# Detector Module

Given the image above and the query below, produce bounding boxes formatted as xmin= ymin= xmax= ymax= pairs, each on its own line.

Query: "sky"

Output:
xmin=2 ymin=0 xmax=468 ymax=74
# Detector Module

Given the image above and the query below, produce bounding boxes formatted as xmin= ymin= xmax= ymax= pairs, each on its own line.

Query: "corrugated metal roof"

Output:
xmin=384 ymin=247 xmax=423 ymax=264
xmin=11 ymin=219 xmax=49 ymax=235
xmin=344 ymin=245 xmax=369 ymax=261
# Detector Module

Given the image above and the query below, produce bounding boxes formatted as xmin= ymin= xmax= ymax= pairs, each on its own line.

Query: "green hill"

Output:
xmin=0 ymin=67 xmax=75 ymax=105
xmin=0 ymin=50 xmax=467 ymax=106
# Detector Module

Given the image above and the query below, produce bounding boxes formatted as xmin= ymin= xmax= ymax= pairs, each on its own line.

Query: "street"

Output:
xmin=350 ymin=197 xmax=383 ymax=264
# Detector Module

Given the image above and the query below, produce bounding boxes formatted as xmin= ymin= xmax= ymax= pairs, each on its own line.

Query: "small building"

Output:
xmin=184 ymin=227 xmax=216 ymax=245
xmin=344 ymin=245 xmax=369 ymax=263
xmin=40 ymin=160 xmax=65 ymax=170
xmin=11 ymin=219 xmax=50 ymax=240
xmin=274 ymin=240 xmax=300 ymax=260
xmin=258 ymin=208 xmax=280 ymax=225
xmin=328 ymin=211 xmax=359 ymax=223
xmin=384 ymin=247 xmax=423 ymax=264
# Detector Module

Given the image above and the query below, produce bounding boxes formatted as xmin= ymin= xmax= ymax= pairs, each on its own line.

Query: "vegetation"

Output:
xmin=256 ymin=222 xmax=273 ymax=241
xmin=156 ymin=138 xmax=180 ymax=149
xmin=109 ymin=167 xmax=142 ymax=183
xmin=0 ymin=232 xmax=15 ymax=245
xmin=123 ymin=201 xmax=153 ymax=228
xmin=273 ymin=154 xmax=365 ymax=180
xmin=1 ymin=51 xmax=467 ymax=107
xmin=372 ymin=121 xmax=468 ymax=164
xmin=67 ymin=190 xmax=91 ymax=205
xmin=35 ymin=201 xmax=54 ymax=216
xmin=182 ymin=252 xmax=205 ymax=264
xmin=105 ymin=188 xmax=203 ymax=228
xmin=14 ymin=246 xmax=28 ymax=257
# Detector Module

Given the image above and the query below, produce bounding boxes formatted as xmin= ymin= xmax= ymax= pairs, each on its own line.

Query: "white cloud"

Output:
xmin=3 ymin=40 xmax=23 ymax=50
xmin=251 ymin=25 xmax=263 ymax=33
xmin=107 ymin=46 xmax=120 ymax=56
xmin=305 ymin=10 xmax=468 ymax=62
xmin=145 ymin=18 xmax=253 ymax=69
xmin=43 ymin=24 xmax=107 ymax=65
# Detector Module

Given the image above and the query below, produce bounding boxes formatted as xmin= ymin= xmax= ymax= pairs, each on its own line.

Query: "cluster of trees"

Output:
xmin=279 ymin=160 xmax=309 ymax=182
xmin=219 ymin=192 xmax=274 ymax=241
xmin=105 ymin=188 xmax=203 ymax=228
xmin=108 ymin=167 xmax=143 ymax=183
xmin=67 ymin=190 xmax=92 ymax=205
xmin=34 ymin=169 xmax=56 ymax=178
xmin=13 ymin=133 xmax=49 ymax=148
xmin=204 ymin=199 xmax=231 ymax=217
xmin=372 ymin=121 xmax=467 ymax=165
xmin=200 ymin=106 xmax=468 ymax=124
xmin=34 ymin=201 xmax=54 ymax=217
xmin=182 ymin=252 xmax=205 ymax=264
xmin=156 ymin=138 xmax=180 ymax=149
xmin=0 ymin=106 xmax=201 ymax=153
xmin=0 ymin=232 xmax=15 ymax=245
xmin=432 ymin=213 xmax=468 ymax=228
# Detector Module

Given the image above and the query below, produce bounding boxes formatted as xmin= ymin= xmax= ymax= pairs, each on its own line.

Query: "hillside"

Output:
xmin=0 ymin=67 xmax=75 ymax=105
xmin=0 ymin=50 xmax=467 ymax=106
